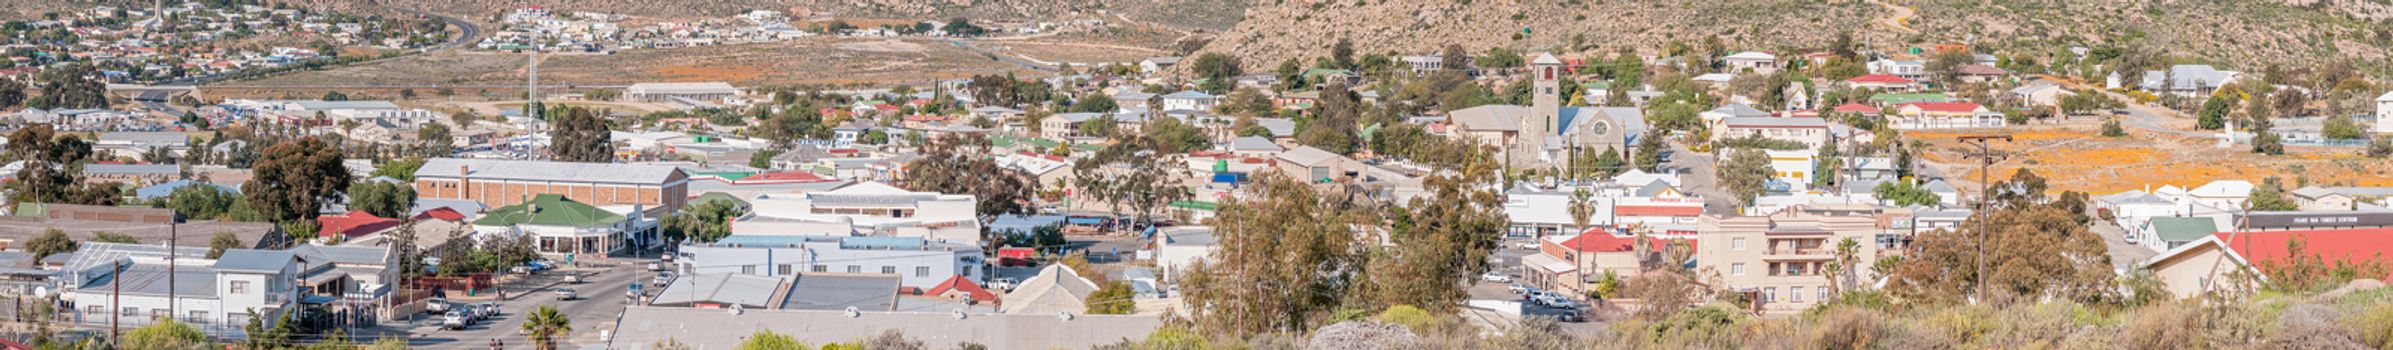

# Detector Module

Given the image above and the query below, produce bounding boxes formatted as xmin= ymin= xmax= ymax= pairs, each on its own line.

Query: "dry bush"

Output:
xmin=1485 ymin=318 xmax=1581 ymax=350
xmin=863 ymin=330 xmax=925 ymax=350
xmin=2121 ymin=302 xmax=2197 ymax=350
xmin=2264 ymin=303 xmax=2370 ymax=349
xmin=2342 ymin=301 xmax=2393 ymax=349
xmin=1304 ymin=321 xmax=1420 ymax=350
xmin=1804 ymin=307 xmax=1884 ymax=350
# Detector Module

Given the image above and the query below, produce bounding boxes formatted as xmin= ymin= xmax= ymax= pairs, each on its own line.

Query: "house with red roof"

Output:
xmin=2143 ymin=228 xmax=2393 ymax=298
xmin=924 ymin=274 xmax=998 ymax=303
xmin=413 ymin=207 xmax=468 ymax=222
xmin=1830 ymin=103 xmax=1882 ymax=116
xmin=317 ymin=210 xmax=402 ymax=239
xmin=1520 ymin=230 xmax=1669 ymax=299
xmin=1843 ymin=74 xmax=1919 ymax=92
xmin=1891 ymin=102 xmax=2002 ymax=129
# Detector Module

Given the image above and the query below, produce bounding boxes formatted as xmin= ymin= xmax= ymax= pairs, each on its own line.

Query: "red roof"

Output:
xmin=1616 ymin=205 xmax=1703 ymax=217
xmin=317 ymin=210 xmax=401 ymax=238
xmin=925 ymin=275 xmax=997 ymax=301
xmin=1845 ymin=74 xmax=1914 ymax=84
xmin=1897 ymin=102 xmax=1984 ymax=114
xmin=1832 ymin=103 xmax=1881 ymax=113
xmin=742 ymin=171 xmax=834 ymax=183
xmin=413 ymin=207 xmax=467 ymax=222
xmin=2215 ymin=229 xmax=2393 ymax=281
xmin=1556 ymin=230 xmax=1675 ymax=253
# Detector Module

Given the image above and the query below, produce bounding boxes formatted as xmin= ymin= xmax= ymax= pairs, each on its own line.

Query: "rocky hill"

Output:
xmin=1197 ymin=0 xmax=2393 ymax=74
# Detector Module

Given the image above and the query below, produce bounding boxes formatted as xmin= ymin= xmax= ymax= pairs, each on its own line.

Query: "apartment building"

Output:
xmin=674 ymin=235 xmax=985 ymax=289
xmin=1695 ymin=206 xmax=1887 ymax=313
xmin=733 ymin=181 xmax=982 ymax=244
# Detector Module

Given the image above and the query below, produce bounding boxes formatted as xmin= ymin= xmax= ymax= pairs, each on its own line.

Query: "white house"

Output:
xmin=1152 ymin=227 xmax=1217 ymax=283
xmin=675 ymin=235 xmax=985 ymax=289
xmin=734 ymin=182 xmax=983 ymax=244
xmin=60 ymin=245 xmax=304 ymax=337
xmin=1157 ymin=91 xmax=1218 ymax=112
xmin=2376 ymin=91 xmax=2393 ymax=134
xmin=1869 ymin=60 xmax=1927 ymax=81
xmin=1138 ymin=57 xmax=1180 ymax=75
xmin=1764 ymin=149 xmax=1818 ymax=193
xmin=1722 ymin=52 xmax=1778 ymax=74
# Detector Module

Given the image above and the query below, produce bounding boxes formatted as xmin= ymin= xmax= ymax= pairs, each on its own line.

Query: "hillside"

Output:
xmin=1198 ymin=0 xmax=2393 ymax=74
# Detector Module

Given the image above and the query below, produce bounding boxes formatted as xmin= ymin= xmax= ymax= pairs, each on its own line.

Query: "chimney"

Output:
xmin=459 ymin=165 xmax=473 ymax=202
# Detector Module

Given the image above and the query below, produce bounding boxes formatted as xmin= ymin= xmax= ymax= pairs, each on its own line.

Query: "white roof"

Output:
xmin=2378 ymin=91 xmax=2393 ymax=101
xmin=1725 ymin=51 xmax=1776 ymax=60
xmin=1521 ymin=251 xmax=1575 ymax=273
xmin=2188 ymin=180 xmax=2255 ymax=198
xmin=1532 ymin=53 xmax=1562 ymax=65
xmin=1693 ymin=73 xmax=1736 ymax=82
xmin=1229 ymin=136 xmax=1282 ymax=152
xmin=1276 ymin=146 xmax=1343 ymax=166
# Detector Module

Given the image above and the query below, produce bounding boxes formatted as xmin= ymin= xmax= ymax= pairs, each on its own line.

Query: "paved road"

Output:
xmin=1663 ymin=142 xmax=1742 ymax=214
xmin=401 ymin=260 xmax=642 ymax=349
xmin=944 ymin=39 xmax=1055 ymax=72
xmin=2089 ymin=220 xmax=2159 ymax=270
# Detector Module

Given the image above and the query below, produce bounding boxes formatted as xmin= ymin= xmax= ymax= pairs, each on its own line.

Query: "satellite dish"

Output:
xmin=952 ymin=308 xmax=968 ymax=320
xmin=1057 ymin=312 xmax=1074 ymax=321
xmin=845 ymin=306 xmax=861 ymax=318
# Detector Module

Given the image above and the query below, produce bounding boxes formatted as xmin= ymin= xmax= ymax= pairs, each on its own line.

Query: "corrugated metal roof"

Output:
xmin=210 ymin=249 xmax=295 ymax=273
xmin=414 ymin=158 xmax=685 ymax=185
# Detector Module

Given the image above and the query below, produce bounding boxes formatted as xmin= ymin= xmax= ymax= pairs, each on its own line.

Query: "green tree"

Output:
xmin=1633 ymin=131 xmax=1666 ymax=172
xmin=417 ymin=123 xmax=454 ymax=156
xmin=2196 ymin=94 xmax=2233 ymax=130
xmin=164 ymin=183 xmax=240 ymax=220
xmin=1887 ymin=204 xmax=2112 ymax=305
xmin=1189 ymin=53 xmax=1242 ymax=94
xmin=1076 ymin=116 xmax=1119 ymax=138
xmin=901 ymin=135 xmax=1037 ymax=225
xmin=523 ymin=304 xmax=573 ymax=350
xmin=91 ymin=232 xmax=139 ymax=244
xmin=663 ymin=199 xmax=745 ymax=243
xmin=750 ymin=149 xmax=783 ymax=169
xmin=24 ymin=229 xmax=77 ymax=261
xmin=2101 ymin=118 xmax=2127 ymax=137
xmin=1874 ymin=180 xmax=1941 ymax=207
xmin=2248 ymin=177 xmax=2298 ymax=211
xmin=2252 ymin=122 xmax=2285 ymax=155
xmin=550 ymin=107 xmax=615 ymax=162
xmin=122 ymin=319 xmax=211 ymax=350
xmin=371 ymin=157 xmax=425 ymax=181
xmin=1086 ymin=281 xmax=1136 ymax=314
xmin=1715 ymin=148 xmax=1773 ymax=205
xmin=347 ymin=180 xmax=416 ymax=218
xmin=1181 ymin=172 xmax=1368 ymax=335
xmin=207 ymin=232 xmax=243 ymax=259
xmin=736 ymin=330 xmax=810 ymax=350
xmin=0 ymin=78 xmax=26 ymax=108
xmin=243 ymin=137 xmax=352 ymax=222
xmin=1139 ymin=117 xmax=1211 ymax=154
xmin=2323 ymin=116 xmax=2365 ymax=140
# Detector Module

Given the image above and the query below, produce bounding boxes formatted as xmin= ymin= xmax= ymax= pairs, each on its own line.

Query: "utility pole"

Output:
xmin=168 ymin=213 xmax=182 ymax=324
xmin=1957 ymin=135 xmax=2010 ymax=303
xmin=527 ymin=48 xmax=540 ymax=120
xmin=111 ymin=260 xmax=122 ymax=346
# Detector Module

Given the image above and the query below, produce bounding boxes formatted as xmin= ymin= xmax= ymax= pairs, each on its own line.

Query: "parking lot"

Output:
xmin=397 ymin=258 xmax=647 ymax=349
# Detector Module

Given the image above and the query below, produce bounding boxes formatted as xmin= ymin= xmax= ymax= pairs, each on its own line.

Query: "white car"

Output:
xmin=1515 ymin=242 xmax=1540 ymax=250
xmin=1480 ymin=271 xmax=1511 ymax=282
xmin=442 ymin=311 xmax=470 ymax=330
xmin=553 ymin=288 xmax=577 ymax=300
xmin=425 ymin=298 xmax=451 ymax=313
xmin=988 ymin=277 xmax=1019 ymax=292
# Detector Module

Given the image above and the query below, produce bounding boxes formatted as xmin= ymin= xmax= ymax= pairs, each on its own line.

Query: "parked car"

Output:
xmin=647 ymin=262 xmax=664 ymax=271
xmin=442 ymin=311 xmax=470 ymax=330
xmin=425 ymin=298 xmax=451 ymax=313
xmin=1506 ymin=283 xmax=1528 ymax=295
xmin=477 ymin=303 xmax=502 ymax=319
xmin=989 ymin=277 xmax=1019 ymax=292
xmin=554 ymin=288 xmax=577 ymax=300
xmin=1514 ymin=242 xmax=1539 ymax=250
xmin=1531 ymin=291 xmax=1574 ymax=307
xmin=565 ymin=274 xmax=583 ymax=284
xmin=654 ymin=271 xmax=675 ymax=286
xmin=2124 ymin=232 xmax=2138 ymax=244
xmin=1480 ymin=271 xmax=1511 ymax=282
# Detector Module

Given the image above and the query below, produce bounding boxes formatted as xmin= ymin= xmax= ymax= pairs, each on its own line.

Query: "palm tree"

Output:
xmin=1823 ymin=237 xmax=1862 ymax=297
xmin=1567 ymin=188 xmax=1596 ymax=236
xmin=522 ymin=305 xmax=572 ymax=350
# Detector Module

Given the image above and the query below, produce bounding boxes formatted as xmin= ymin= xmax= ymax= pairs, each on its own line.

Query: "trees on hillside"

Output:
xmin=1887 ymin=194 xmax=2113 ymax=305
xmin=549 ymin=107 xmax=614 ymax=162
xmin=244 ymin=137 xmax=351 ymax=222
xmin=1716 ymin=148 xmax=1773 ymax=205
xmin=1190 ymin=53 xmax=1242 ymax=94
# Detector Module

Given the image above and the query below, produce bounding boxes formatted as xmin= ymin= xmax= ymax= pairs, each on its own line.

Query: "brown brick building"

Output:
xmin=412 ymin=158 xmax=691 ymax=212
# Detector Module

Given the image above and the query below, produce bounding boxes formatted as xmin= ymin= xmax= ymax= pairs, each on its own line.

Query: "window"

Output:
xmin=916 ymin=267 xmax=930 ymax=277
xmin=153 ymin=309 xmax=171 ymax=320
xmin=121 ymin=307 xmax=138 ymax=317
xmin=86 ymin=306 xmax=103 ymax=316
xmin=742 ymin=265 xmax=756 ymax=275
xmin=231 ymin=281 xmax=251 ymax=294
xmin=1818 ymin=286 xmax=1829 ymax=301
xmin=881 ymin=266 xmax=897 ymax=275
xmin=189 ymin=311 xmax=209 ymax=324
xmin=1791 ymin=287 xmax=1805 ymax=302
xmin=1762 ymin=287 xmax=1776 ymax=302
xmin=1732 ymin=238 xmax=1746 ymax=251
xmin=812 ymin=265 xmax=827 ymax=273
xmin=779 ymin=264 xmax=793 ymax=275
xmin=1731 ymin=263 xmax=1745 ymax=276
xmin=847 ymin=265 xmax=861 ymax=273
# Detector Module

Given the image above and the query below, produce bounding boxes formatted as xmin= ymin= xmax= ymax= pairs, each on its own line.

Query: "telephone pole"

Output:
xmin=1957 ymin=135 xmax=2011 ymax=303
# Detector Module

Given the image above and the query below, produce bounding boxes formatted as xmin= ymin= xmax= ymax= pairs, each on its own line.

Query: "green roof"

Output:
xmin=689 ymin=192 xmax=750 ymax=209
xmin=1169 ymin=201 xmax=1219 ymax=211
xmin=1582 ymin=81 xmax=1612 ymax=90
xmin=991 ymin=136 xmax=1061 ymax=149
xmin=1868 ymin=93 xmax=1951 ymax=105
xmin=2149 ymin=217 xmax=2219 ymax=243
xmin=473 ymin=194 xmax=626 ymax=227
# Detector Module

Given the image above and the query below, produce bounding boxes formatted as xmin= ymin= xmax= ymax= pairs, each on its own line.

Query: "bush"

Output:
xmin=1806 ymin=307 xmax=1884 ymax=349
xmin=1375 ymin=305 xmax=1436 ymax=332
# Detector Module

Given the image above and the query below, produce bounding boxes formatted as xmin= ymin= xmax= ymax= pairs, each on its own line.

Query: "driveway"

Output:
xmin=1664 ymin=143 xmax=1743 ymax=214
xmin=2089 ymin=220 xmax=2160 ymax=270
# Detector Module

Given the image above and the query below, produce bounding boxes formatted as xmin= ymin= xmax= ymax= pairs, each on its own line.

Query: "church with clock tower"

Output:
xmin=1448 ymin=52 xmax=1649 ymax=171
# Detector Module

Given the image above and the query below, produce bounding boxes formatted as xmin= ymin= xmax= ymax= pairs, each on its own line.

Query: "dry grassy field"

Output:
xmin=228 ymin=37 xmax=1034 ymax=89
xmin=1911 ymin=125 xmax=2393 ymax=195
